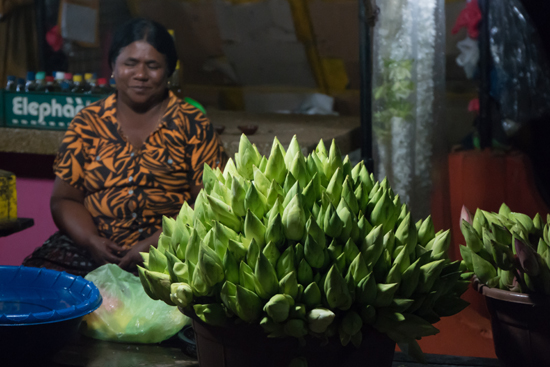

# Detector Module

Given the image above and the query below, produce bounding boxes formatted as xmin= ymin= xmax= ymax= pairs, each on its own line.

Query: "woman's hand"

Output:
xmin=118 ymin=240 xmax=150 ymax=272
xmin=86 ymin=235 xmax=123 ymax=265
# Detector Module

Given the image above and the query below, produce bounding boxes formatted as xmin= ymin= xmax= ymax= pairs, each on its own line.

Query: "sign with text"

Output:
xmin=2 ymin=91 xmax=105 ymax=130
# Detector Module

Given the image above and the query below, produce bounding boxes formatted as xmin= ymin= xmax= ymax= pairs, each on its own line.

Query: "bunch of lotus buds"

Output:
xmin=138 ymin=134 xmax=469 ymax=361
xmin=460 ymin=203 xmax=550 ymax=295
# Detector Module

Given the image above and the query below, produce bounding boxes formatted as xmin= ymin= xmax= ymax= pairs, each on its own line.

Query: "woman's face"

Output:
xmin=113 ymin=40 xmax=169 ymax=108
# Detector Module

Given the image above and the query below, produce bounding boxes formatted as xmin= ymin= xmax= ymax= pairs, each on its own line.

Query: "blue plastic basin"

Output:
xmin=0 ymin=266 xmax=102 ymax=364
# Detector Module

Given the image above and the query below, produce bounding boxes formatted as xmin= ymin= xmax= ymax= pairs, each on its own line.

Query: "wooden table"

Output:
xmin=0 ymin=110 xmax=361 ymax=158
xmin=46 ymin=333 xmax=499 ymax=367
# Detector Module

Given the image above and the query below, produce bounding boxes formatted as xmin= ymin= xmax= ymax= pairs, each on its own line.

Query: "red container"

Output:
xmin=186 ymin=312 xmax=395 ymax=367
xmin=473 ymin=278 xmax=550 ymax=367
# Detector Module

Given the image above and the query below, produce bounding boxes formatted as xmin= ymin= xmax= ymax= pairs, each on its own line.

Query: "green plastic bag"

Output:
xmin=80 ymin=264 xmax=189 ymax=343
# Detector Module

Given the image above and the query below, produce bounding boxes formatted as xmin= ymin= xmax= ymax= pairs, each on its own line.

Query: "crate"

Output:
xmin=1 ymin=91 xmax=106 ymax=130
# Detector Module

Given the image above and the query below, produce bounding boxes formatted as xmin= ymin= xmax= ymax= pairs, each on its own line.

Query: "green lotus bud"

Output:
xmin=510 ymin=212 xmax=534 ymax=234
xmin=259 ymin=153 xmax=268 ymax=171
xmin=251 ymin=166 xmax=270 ymax=198
xmin=283 ymin=171 xmax=297 ymax=194
xmin=222 ymin=248 xmax=239 ymax=284
xmin=340 ymin=176 xmax=358 ymax=215
xmin=265 ymin=214 xmax=285 ymax=251
xmin=337 ymin=198 xmax=355 ymax=241
xmin=360 ymin=305 xmax=376 ymax=325
xmin=191 ymin=261 xmax=211 ymax=297
xmin=206 ymin=193 xmax=242 ymax=232
xmin=165 ymin=251 xmax=186 ymax=283
xmin=324 ymin=265 xmax=352 ymax=310
xmin=157 ymin=232 xmax=172 ymax=255
xmin=244 ymin=209 xmax=267 ymax=248
xmin=177 ymin=200 xmax=194 ymax=226
xmin=193 ymin=303 xmax=227 ymax=326
xmin=202 ymin=163 xmax=218 ymax=194
xmin=290 ymin=152 xmax=310 ymax=190
xmin=383 ymin=231 xmax=397 ymax=260
xmin=314 ymin=138 xmax=327 ymax=160
xmin=470 ymin=249 xmax=498 ymax=284
xmin=416 ymin=259 xmax=446 ymax=294
xmin=386 ymin=262 xmax=402 ymax=285
xmin=362 ymin=225 xmax=384 ymax=267
xmin=366 ymin=185 xmax=382 ymax=213
xmin=284 ymin=318 xmax=308 ymax=338
xmin=220 ymin=281 xmax=238 ymax=314
xmin=459 ymin=245 xmax=473 ymax=271
xmin=515 ymin=238 xmax=540 ymax=277
xmin=145 ymin=269 xmax=176 ymax=306
xmin=282 ymin=194 xmax=307 ymax=241
xmin=235 ymin=284 xmax=262 ymax=323
xmin=327 ymin=239 xmax=343 ymax=260
xmin=418 ymin=215 xmax=435 ymax=247
xmin=370 ymin=190 xmax=396 ymax=234
xmin=277 ymin=270 xmax=298 ymax=298
xmin=346 ymin=254 xmax=367 ymax=288
xmin=255 ymin=252 xmax=279 ymax=299
xmin=170 ymin=282 xmax=194 ymax=308
xmin=285 ymin=135 xmax=303 ymax=170
xmin=357 ymin=165 xmax=374 ymax=194
xmin=148 ymin=245 xmax=169 ymax=274
xmin=194 ymin=191 xmax=215 ymax=231
xmin=260 ymin=316 xmax=283 ymax=334
xmin=140 ymin=252 xmax=150 ymax=268
xmin=304 ymin=234 xmax=325 ymax=269
xmin=431 ymin=230 xmax=451 ymax=259
xmin=239 ymin=261 xmax=256 ymax=291
xmin=325 ymin=139 xmax=343 ymax=181
xmin=356 ymin=214 xmax=373 ymax=244
xmin=302 ymin=172 xmax=321 ymax=210
xmin=335 ymin=252 xmax=346 ymax=273
xmin=212 ymin=179 xmax=231 ymax=205
xmin=460 ymin=220 xmax=483 ymax=253
xmin=303 ymin=282 xmax=321 ymax=308
xmin=277 ymin=246 xmax=295 ymax=279
xmin=499 ymin=203 xmax=512 ymax=217
xmin=372 ymin=249 xmax=391 ymax=284
xmin=244 ymin=183 xmax=268 ymax=220
xmin=262 ymin=241 xmax=281 ymax=267
xmin=398 ymin=259 xmax=422 ymax=298
xmin=137 ymin=265 xmax=159 ymax=300
xmin=265 ymin=139 xmax=287 ymax=185
xmin=266 ymin=180 xmax=284 ymax=207
xmin=306 ymin=215 xmax=326 ymax=249
xmin=323 ymin=204 xmax=343 ymax=238
xmin=162 ymin=216 xmax=176 ymax=238
xmin=230 ymin=174 xmax=247 ymax=217
xmin=491 ymin=239 xmax=514 ymax=271
xmin=228 ymin=238 xmax=247 ymax=263
xmin=326 ymin=167 xmax=344 ymax=207
xmin=246 ymin=238 xmax=260 ymax=269
xmin=263 ymin=294 xmax=292 ymax=323
xmin=373 ymin=283 xmax=399 ymax=308
xmin=533 ymin=213 xmax=543 ymax=236
xmin=354 ymin=183 xmax=369 ymax=215
xmin=236 ymin=134 xmax=261 ymax=179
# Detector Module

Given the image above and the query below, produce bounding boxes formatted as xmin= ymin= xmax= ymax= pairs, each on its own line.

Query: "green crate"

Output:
xmin=2 ymin=91 xmax=107 ymax=130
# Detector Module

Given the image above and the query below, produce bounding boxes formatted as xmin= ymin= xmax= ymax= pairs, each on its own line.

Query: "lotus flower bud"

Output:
xmin=265 ymin=139 xmax=287 ymax=185
xmin=283 ymin=171 xmax=297 ymax=194
xmin=315 ymin=138 xmax=328 ymax=160
xmin=145 ymin=269 xmax=176 ymax=306
xmin=499 ymin=202 xmax=512 ymax=217
xmin=162 ymin=216 xmax=176 ymax=237
xmin=265 ymin=213 xmax=285 ymax=250
xmin=156 ymin=232 xmax=171 ymax=255
xmin=337 ymin=199 xmax=354 ymax=241
xmin=254 ymin=252 xmax=279 ymax=299
xmin=460 ymin=220 xmax=483 ymax=253
xmin=431 ymin=230 xmax=451 ymax=259
xmin=177 ymin=201 xmax=194 ymax=227
xmin=343 ymin=239 xmax=360 ymax=267
xmin=264 ymin=294 xmax=292 ymax=323
xmin=223 ymin=249 xmax=240 ymax=284
xmin=244 ymin=209 xmax=266 ymax=248
xmin=246 ymin=238 xmax=260 ymax=269
xmin=166 ymin=251 xmax=187 ymax=283
xmin=324 ymin=265 xmax=352 ymax=310
xmin=325 ymin=139 xmax=343 ymax=181
xmin=386 ymin=262 xmax=402 ymax=285
xmin=370 ymin=190 xmax=396 ymax=234
xmin=230 ymin=175 xmax=247 ymax=217
xmin=284 ymin=318 xmax=308 ymax=338
xmin=260 ymin=316 xmax=282 ymax=334
xmin=290 ymin=152 xmax=310 ymax=190
xmin=193 ymin=303 xmax=227 ymax=326
xmin=239 ymin=261 xmax=256 ymax=291
xmin=341 ymin=310 xmax=363 ymax=337
xmin=266 ymin=180 xmax=284 ymax=207
xmin=302 ymin=173 xmax=321 ymax=209
xmin=460 ymin=205 xmax=473 ymax=227
xmin=335 ymin=252 xmax=346 ymax=273
xmin=323 ymin=204 xmax=343 ymax=238
xmin=148 ymin=245 xmax=168 ymax=274
xmin=244 ymin=183 xmax=268 ymax=220
xmin=373 ymin=283 xmax=398 ymax=308
xmin=307 ymin=307 xmax=335 ymax=334
xmin=515 ymin=238 xmax=540 ymax=277
xmin=418 ymin=215 xmax=435 ymax=247
xmin=170 ymin=282 xmax=194 ymax=308
xmin=191 ymin=261 xmax=211 ymax=297
xmin=206 ymin=193 xmax=242 ymax=232
xmin=278 ymin=271 xmax=299 ymax=299
xmin=416 ymin=259 xmax=446 ymax=294
xmin=284 ymin=135 xmax=303 ymax=170
xmin=510 ymin=212 xmax=535 ymax=235
xmin=262 ymin=241 xmax=281 ymax=267
xmin=220 ymin=281 xmax=238 ymax=314
xmin=362 ymin=225 xmax=384 ymax=267
xmin=303 ymin=282 xmax=321 ymax=308
xmin=282 ymin=194 xmax=307 ymax=241
xmin=228 ymin=238 xmax=247 ymax=263
xmin=341 ymin=176 xmax=359 ymax=215
xmin=253 ymin=166 xmax=271 ymax=197
xmin=348 ymin=253 xmax=369 ymax=286
xmin=137 ymin=265 xmax=159 ymax=301
xmin=277 ymin=246 xmax=295 ymax=279
xmin=459 ymin=245 xmax=473 ymax=272
xmin=236 ymin=134 xmax=261 ymax=180
xmin=304 ymin=234 xmax=325 ymax=269
xmin=309 ymin=150 xmax=328 ymax=187
xmin=472 ymin=208 xmax=488 ymax=236
xmin=356 ymin=214 xmax=373 ymax=245
xmin=372 ymin=249 xmax=391 ymax=283
xmin=326 ymin=168 xmax=344 ymax=207
xmin=235 ymin=284 xmax=262 ymax=323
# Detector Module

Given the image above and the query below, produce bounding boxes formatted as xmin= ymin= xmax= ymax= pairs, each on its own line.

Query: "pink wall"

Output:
xmin=0 ymin=178 xmax=57 ymax=265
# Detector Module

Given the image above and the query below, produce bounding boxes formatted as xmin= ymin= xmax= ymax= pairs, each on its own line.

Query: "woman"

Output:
xmin=23 ymin=18 xmax=227 ymax=275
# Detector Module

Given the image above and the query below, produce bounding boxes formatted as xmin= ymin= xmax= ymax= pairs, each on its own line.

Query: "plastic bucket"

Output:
xmin=473 ymin=277 xmax=550 ymax=367
xmin=186 ymin=312 xmax=396 ymax=367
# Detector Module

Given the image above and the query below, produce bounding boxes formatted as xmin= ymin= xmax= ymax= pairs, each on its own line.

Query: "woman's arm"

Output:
xmin=50 ymin=177 xmax=121 ymax=265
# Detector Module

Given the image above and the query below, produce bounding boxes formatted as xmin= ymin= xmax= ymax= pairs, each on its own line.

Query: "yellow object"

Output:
xmin=321 ymin=58 xmax=349 ymax=93
xmin=0 ymin=169 xmax=17 ymax=222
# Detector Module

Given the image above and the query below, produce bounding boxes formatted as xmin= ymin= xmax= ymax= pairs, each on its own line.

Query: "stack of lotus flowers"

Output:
xmin=138 ymin=134 xmax=469 ymax=362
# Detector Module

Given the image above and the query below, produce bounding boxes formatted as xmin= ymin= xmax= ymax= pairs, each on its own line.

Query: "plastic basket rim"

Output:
xmin=0 ymin=265 xmax=102 ymax=325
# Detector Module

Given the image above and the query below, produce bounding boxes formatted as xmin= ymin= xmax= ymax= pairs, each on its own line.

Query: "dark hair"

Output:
xmin=108 ymin=18 xmax=178 ymax=77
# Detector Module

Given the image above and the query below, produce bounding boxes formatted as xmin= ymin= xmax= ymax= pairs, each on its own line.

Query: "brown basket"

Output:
xmin=473 ymin=277 xmax=550 ymax=367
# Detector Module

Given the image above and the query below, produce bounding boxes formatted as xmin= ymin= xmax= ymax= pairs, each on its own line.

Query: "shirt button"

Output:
xmin=128 ymin=190 xmax=134 ymax=195
xmin=167 ymin=158 xmax=173 ymax=164
xmin=132 ymin=212 xmax=137 ymax=218
xmin=129 ymin=176 xmax=133 ymax=182
xmin=138 ymin=228 xmax=143 ymax=233
xmin=96 ymin=156 xmax=100 ymax=161
xmin=130 ymin=152 xmax=135 ymax=157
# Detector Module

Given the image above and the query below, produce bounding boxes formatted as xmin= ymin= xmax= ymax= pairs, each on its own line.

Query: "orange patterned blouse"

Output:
xmin=53 ymin=91 xmax=227 ymax=249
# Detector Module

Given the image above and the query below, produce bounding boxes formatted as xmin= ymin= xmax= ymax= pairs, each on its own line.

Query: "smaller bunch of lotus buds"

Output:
xmin=138 ymin=134 xmax=470 ymax=364
xmin=460 ymin=203 xmax=550 ymax=294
